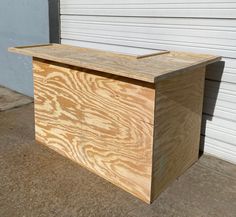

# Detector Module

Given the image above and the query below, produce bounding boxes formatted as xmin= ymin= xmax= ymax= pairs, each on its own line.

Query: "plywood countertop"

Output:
xmin=9 ymin=43 xmax=221 ymax=83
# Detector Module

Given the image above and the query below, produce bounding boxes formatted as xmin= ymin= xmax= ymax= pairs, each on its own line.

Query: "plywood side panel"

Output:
xmin=33 ymin=58 xmax=155 ymax=203
xmin=151 ymin=67 xmax=205 ymax=201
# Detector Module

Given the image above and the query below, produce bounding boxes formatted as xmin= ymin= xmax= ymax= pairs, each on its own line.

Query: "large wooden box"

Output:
xmin=9 ymin=44 xmax=221 ymax=203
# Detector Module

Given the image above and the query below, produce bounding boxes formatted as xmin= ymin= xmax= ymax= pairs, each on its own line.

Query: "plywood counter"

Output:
xmin=9 ymin=44 xmax=221 ymax=203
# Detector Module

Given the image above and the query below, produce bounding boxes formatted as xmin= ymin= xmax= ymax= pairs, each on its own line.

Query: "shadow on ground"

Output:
xmin=200 ymin=61 xmax=225 ymax=156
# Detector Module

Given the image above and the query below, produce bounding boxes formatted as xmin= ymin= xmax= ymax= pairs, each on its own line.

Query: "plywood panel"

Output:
xmin=151 ymin=67 xmax=205 ymax=201
xmin=9 ymin=44 xmax=220 ymax=83
xmin=33 ymin=58 xmax=155 ymax=202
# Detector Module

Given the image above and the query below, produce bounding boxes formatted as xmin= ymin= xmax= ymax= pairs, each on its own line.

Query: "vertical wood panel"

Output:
xmin=152 ymin=67 xmax=205 ymax=201
xmin=33 ymin=58 xmax=155 ymax=202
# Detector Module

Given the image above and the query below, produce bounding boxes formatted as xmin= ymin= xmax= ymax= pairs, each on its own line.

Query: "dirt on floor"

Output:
xmin=0 ymin=103 xmax=236 ymax=217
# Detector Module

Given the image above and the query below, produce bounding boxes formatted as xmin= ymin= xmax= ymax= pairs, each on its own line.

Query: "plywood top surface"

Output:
xmin=9 ymin=44 xmax=221 ymax=83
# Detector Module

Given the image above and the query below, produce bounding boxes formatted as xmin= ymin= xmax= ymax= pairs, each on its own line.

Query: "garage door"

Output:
xmin=60 ymin=0 xmax=236 ymax=164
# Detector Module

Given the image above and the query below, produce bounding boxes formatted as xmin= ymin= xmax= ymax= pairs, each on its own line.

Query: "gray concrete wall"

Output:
xmin=0 ymin=0 xmax=49 ymax=97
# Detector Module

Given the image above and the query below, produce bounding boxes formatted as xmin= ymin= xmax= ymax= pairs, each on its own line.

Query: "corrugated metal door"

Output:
xmin=60 ymin=0 xmax=236 ymax=164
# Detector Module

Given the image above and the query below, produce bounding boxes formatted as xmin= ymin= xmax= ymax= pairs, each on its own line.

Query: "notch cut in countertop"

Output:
xmin=9 ymin=43 xmax=221 ymax=83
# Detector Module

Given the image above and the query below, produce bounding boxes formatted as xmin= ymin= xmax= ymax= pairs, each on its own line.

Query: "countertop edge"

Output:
xmin=8 ymin=45 xmax=222 ymax=84
xmin=154 ymin=56 xmax=222 ymax=83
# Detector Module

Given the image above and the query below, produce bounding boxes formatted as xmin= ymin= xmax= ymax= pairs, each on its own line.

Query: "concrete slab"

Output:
xmin=0 ymin=86 xmax=32 ymax=111
xmin=0 ymin=104 xmax=235 ymax=217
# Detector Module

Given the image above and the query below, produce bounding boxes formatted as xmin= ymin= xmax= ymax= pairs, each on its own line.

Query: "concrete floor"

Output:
xmin=0 ymin=103 xmax=236 ymax=217
xmin=0 ymin=85 xmax=32 ymax=111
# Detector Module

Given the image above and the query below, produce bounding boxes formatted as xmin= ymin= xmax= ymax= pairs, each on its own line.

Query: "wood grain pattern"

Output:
xmin=33 ymin=58 xmax=155 ymax=203
xmin=9 ymin=43 xmax=215 ymax=203
xmin=151 ymin=67 xmax=205 ymax=202
xmin=9 ymin=44 xmax=221 ymax=83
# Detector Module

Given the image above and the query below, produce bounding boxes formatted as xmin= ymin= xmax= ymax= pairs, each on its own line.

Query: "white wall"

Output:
xmin=60 ymin=0 xmax=236 ymax=164
xmin=0 ymin=0 xmax=49 ymax=96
